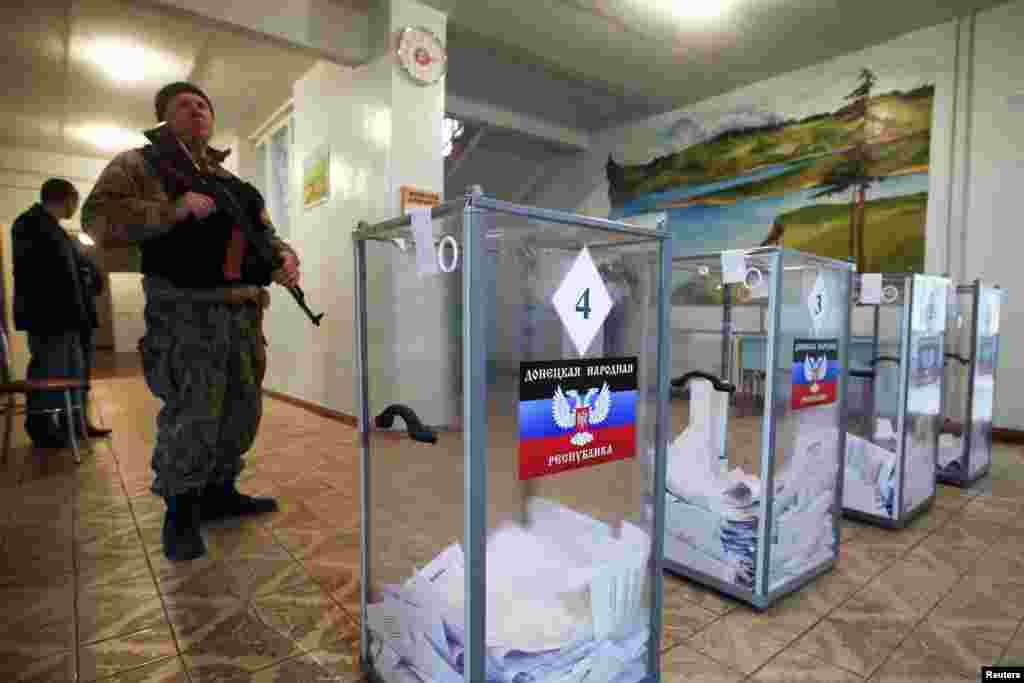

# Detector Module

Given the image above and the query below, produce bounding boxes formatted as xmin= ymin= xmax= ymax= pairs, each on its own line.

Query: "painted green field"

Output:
xmin=778 ymin=192 xmax=927 ymax=272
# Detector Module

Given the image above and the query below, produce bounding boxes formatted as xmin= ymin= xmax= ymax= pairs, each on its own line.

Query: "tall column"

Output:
xmin=362 ymin=0 xmax=453 ymax=427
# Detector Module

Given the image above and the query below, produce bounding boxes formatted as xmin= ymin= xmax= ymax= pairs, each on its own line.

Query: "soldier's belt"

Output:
xmin=144 ymin=279 xmax=270 ymax=308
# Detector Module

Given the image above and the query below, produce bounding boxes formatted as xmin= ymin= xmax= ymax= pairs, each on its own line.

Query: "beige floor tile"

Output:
xmin=660 ymin=643 xmax=745 ymax=682
xmin=686 ymin=611 xmax=790 ymax=675
xmin=853 ymin=553 xmax=959 ymax=618
xmin=179 ymin=605 xmax=300 ymax=675
xmin=0 ymin=650 xmax=76 ymax=683
xmin=750 ymin=649 xmax=864 ymax=682
xmin=900 ymin=617 xmax=1004 ymax=678
xmin=904 ymin=504 xmax=956 ymax=534
xmin=663 ymin=575 xmax=742 ymax=616
xmin=78 ymin=624 xmax=179 ymax=683
xmin=792 ymin=591 xmax=918 ymax=678
xmin=248 ymin=652 xmax=350 ymax=682
xmin=930 ymin=577 xmax=1023 ymax=647
xmin=78 ymin=552 xmax=154 ymax=591
xmin=842 ymin=526 xmax=927 ymax=566
xmin=724 ymin=594 xmax=825 ymax=644
xmin=835 ymin=539 xmax=897 ymax=583
xmin=911 ymin=520 xmax=997 ymax=575
xmin=1000 ymin=626 xmax=1024 ymax=666
xmin=306 ymin=641 xmax=363 ymax=681
xmin=0 ymin=583 xmax=75 ymax=632
xmin=251 ymin=581 xmax=360 ymax=654
xmin=204 ymin=523 xmax=291 ymax=562
xmin=783 ymin=565 xmax=863 ymax=614
xmin=660 ymin=590 xmax=720 ymax=650
xmin=867 ymin=635 xmax=975 ymax=682
xmin=961 ymin=495 xmax=1024 ymax=530
xmin=0 ymin=618 xmax=77 ymax=664
xmin=78 ymin=573 xmax=165 ymax=644
xmin=103 ymin=655 xmax=191 ymax=683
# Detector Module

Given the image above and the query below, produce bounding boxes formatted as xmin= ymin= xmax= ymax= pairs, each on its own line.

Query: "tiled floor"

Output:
xmin=3 ymin=351 xmax=1024 ymax=681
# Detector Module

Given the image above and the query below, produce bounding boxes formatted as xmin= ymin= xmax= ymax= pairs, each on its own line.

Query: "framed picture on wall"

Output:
xmin=302 ymin=144 xmax=330 ymax=210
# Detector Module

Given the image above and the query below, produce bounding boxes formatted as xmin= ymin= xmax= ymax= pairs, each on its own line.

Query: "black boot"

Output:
xmin=200 ymin=480 xmax=278 ymax=523
xmin=162 ymin=492 xmax=206 ymax=561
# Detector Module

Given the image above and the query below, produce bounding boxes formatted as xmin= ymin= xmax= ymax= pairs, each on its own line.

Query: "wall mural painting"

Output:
xmin=607 ymin=69 xmax=934 ymax=305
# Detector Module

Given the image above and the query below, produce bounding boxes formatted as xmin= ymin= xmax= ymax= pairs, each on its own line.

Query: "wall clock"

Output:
xmin=396 ymin=26 xmax=447 ymax=86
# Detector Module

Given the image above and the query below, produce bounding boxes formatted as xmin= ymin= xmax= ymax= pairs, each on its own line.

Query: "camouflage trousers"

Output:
xmin=140 ymin=295 xmax=267 ymax=498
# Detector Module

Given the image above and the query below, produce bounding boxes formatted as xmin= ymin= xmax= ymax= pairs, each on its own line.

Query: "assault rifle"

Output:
xmin=142 ymin=126 xmax=324 ymax=326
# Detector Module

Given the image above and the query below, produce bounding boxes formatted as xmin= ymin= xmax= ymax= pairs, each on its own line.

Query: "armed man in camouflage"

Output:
xmin=81 ymin=82 xmax=301 ymax=562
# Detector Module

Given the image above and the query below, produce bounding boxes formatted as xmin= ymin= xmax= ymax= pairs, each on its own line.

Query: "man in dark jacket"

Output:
xmin=12 ymin=178 xmax=94 ymax=446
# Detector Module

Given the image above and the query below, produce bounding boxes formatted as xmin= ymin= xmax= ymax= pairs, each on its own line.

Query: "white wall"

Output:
xmin=959 ymin=0 xmax=1024 ymax=428
xmin=0 ymin=146 xmax=113 ymax=377
xmin=261 ymin=0 xmax=448 ymax=421
xmin=109 ymin=273 xmax=146 ymax=353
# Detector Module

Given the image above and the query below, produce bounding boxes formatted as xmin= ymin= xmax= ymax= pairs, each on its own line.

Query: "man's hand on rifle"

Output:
xmin=175 ymin=191 xmax=216 ymax=222
xmin=272 ymin=250 xmax=301 ymax=288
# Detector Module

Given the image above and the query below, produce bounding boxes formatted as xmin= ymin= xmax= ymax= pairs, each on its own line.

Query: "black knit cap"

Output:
xmin=155 ymin=82 xmax=214 ymax=122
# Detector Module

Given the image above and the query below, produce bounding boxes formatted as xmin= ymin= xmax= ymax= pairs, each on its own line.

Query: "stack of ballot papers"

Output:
xmin=663 ymin=381 xmax=843 ymax=590
xmin=844 ymin=433 xmax=897 ymax=517
xmin=938 ymin=433 xmax=964 ymax=474
xmin=366 ymin=498 xmax=653 ymax=683
xmin=769 ymin=432 xmax=839 ymax=585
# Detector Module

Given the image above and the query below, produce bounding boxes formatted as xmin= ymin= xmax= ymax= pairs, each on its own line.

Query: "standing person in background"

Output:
xmin=81 ymin=82 xmax=301 ymax=562
xmin=11 ymin=179 xmax=94 ymax=447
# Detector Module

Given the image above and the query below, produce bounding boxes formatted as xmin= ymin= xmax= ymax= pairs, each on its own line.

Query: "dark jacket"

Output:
xmin=74 ymin=244 xmax=103 ymax=329
xmin=12 ymin=204 xmax=95 ymax=333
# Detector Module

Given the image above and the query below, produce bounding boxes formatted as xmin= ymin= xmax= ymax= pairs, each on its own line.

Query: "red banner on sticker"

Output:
xmin=519 ymin=424 xmax=636 ymax=480
xmin=791 ymin=380 xmax=838 ymax=410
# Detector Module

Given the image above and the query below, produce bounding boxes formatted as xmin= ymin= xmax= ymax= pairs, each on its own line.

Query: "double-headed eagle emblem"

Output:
xmin=552 ymin=382 xmax=612 ymax=447
xmin=804 ymin=354 xmax=828 ymax=393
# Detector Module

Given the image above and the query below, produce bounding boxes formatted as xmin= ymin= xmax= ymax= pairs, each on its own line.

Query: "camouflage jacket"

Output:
xmin=81 ymin=131 xmax=296 ymax=304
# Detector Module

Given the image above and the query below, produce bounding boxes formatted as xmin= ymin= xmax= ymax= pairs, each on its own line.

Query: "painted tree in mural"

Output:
xmin=811 ymin=68 xmax=883 ymax=269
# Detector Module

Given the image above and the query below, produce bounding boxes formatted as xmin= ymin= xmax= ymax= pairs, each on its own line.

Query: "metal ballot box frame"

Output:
xmin=664 ymin=248 xmax=853 ymax=610
xmin=938 ymin=280 xmax=1005 ymax=487
xmin=843 ymin=273 xmax=949 ymax=528
xmin=353 ymin=189 xmax=672 ymax=683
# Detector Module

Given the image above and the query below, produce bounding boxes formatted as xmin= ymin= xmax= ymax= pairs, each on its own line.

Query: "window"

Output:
xmin=268 ymin=122 xmax=291 ymax=238
xmin=443 ymin=116 xmax=465 ymax=158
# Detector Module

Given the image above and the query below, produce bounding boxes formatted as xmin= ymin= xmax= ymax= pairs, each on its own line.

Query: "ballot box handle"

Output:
xmin=670 ymin=371 xmax=736 ymax=395
xmin=374 ymin=404 xmax=438 ymax=444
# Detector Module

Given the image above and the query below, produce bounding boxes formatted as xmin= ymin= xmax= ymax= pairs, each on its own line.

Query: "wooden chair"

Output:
xmin=0 ymin=326 xmax=89 ymax=465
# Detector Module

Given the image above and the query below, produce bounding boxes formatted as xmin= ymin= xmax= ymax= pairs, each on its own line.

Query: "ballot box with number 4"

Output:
xmin=352 ymin=189 xmax=672 ymax=683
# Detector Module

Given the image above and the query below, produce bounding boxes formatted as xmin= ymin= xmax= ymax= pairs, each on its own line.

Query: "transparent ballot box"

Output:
xmin=938 ymin=281 xmax=1005 ymax=487
xmin=665 ymin=248 xmax=852 ymax=609
xmin=844 ymin=274 xmax=949 ymax=527
xmin=352 ymin=191 xmax=672 ymax=683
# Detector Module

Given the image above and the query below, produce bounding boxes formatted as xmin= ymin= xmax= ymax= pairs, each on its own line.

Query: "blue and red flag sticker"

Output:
xmin=792 ymin=338 xmax=840 ymax=410
xmin=519 ymin=357 xmax=638 ymax=480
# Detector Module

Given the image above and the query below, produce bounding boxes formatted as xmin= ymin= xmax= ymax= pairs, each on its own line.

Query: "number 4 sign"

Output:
xmin=552 ymin=247 xmax=614 ymax=357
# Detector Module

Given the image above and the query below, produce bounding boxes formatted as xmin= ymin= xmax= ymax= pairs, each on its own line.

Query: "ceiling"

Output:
xmin=1 ymin=0 xmax=1009 ymax=167
xmin=1 ymin=0 xmax=316 ymax=159
xmin=435 ymin=0 xmax=1007 ymax=129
